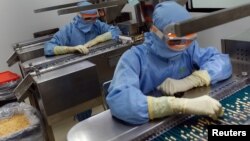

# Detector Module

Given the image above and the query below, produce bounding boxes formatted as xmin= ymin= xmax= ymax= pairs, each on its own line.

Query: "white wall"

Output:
xmin=0 ymin=0 xmax=78 ymax=74
xmin=192 ymin=12 xmax=250 ymax=51
xmin=0 ymin=1 xmax=136 ymax=75
xmin=1 ymin=1 xmax=250 ymax=74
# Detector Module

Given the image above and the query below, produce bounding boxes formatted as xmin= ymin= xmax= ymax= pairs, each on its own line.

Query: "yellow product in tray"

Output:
xmin=0 ymin=114 xmax=30 ymax=138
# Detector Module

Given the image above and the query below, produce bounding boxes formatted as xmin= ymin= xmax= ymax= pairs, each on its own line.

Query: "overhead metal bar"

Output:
xmin=57 ymin=0 xmax=127 ymax=15
xmin=34 ymin=2 xmax=78 ymax=13
xmin=165 ymin=3 xmax=250 ymax=36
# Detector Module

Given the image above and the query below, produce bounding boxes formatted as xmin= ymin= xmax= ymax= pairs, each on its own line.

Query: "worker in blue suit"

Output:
xmin=106 ymin=1 xmax=232 ymax=125
xmin=44 ymin=1 xmax=121 ymax=56
xmin=44 ymin=0 xmax=121 ymax=121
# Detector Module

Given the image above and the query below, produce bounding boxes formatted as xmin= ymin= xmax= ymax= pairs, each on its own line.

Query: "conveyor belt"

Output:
xmin=66 ymin=76 xmax=250 ymax=141
xmin=146 ymin=85 xmax=250 ymax=141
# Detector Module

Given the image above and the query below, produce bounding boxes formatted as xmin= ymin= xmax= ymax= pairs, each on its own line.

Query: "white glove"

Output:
xmin=157 ymin=70 xmax=211 ymax=96
xmin=75 ymin=45 xmax=89 ymax=54
xmin=54 ymin=45 xmax=89 ymax=55
xmin=85 ymin=32 xmax=112 ymax=48
xmin=147 ymin=95 xmax=223 ymax=120
xmin=54 ymin=46 xmax=77 ymax=55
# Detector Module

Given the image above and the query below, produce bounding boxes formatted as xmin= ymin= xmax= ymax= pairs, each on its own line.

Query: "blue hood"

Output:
xmin=144 ymin=32 xmax=184 ymax=59
xmin=147 ymin=1 xmax=192 ymax=59
xmin=72 ymin=15 xmax=95 ymax=33
xmin=153 ymin=1 xmax=191 ymax=31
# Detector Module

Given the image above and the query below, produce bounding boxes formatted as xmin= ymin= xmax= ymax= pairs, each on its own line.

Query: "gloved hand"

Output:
xmin=54 ymin=45 xmax=89 ymax=55
xmin=157 ymin=70 xmax=211 ymax=96
xmin=147 ymin=95 xmax=223 ymax=120
xmin=75 ymin=45 xmax=89 ymax=54
xmin=84 ymin=32 xmax=112 ymax=48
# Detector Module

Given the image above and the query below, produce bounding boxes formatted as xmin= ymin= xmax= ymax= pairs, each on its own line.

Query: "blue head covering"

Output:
xmin=153 ymin=1 xmax=191 ymax=32
xmin=77 ymin=1 xmax=98 ymax=15
xmin=74 ymin=1 xmax=98 ymax=33
xmin=149 ymin=1 xmax=192 ymax=59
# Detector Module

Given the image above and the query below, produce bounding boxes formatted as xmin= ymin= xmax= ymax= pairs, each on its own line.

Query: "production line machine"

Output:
xmin=6 ymin=0 xmax=250 ymax=140
xmin=13 ymin=37 xmax=143 ymax=140
xmin=64 ymin=1 xmax=250 ymax=140
xmin=7 ymin=35 xmax=53 ymax=67
xmin=67 ymin=75 xmax=250 ymax=141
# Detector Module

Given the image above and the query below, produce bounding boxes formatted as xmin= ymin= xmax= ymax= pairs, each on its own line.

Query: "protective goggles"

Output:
xmin=150 ymin=25 xmax=197 ymax=51
xmin=80 ymin=9 xmax=105 ymax=22
xmin=80 ymin=13 xmax=98 ymax=22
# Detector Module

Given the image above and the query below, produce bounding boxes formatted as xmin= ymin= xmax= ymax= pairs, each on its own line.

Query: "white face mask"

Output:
xmin=150 ymin=25 xmax=197 ymax=51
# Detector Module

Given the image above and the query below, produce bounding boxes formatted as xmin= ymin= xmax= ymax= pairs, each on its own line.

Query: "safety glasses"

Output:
xmin=80 ymin=13 xmax=98 ymax=22
xmin=80 ymin=9 xmax=105 ymax=22
xmin=167 ymin=33 xmax=197 ymax=51
xmin=151 ymin=25 xmax=197 ymax=51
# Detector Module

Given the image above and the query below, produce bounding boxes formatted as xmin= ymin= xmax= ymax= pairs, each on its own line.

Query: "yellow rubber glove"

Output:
xmin=147 ymin=95 xmax=223 ymax=120
xmin=54 ymin=45 xmax=89 ymax=55
xmin=54 ymin=46 xmax=77 ymax=55
xmin=157 ymin=70 xmax=211 ymax=96
xmin=84 ymin=32 xmax=112 ymax=48
xmin=75 ymin=45 xmax=89 ymax=54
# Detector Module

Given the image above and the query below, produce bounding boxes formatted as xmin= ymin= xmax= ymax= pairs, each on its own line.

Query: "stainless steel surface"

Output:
xmin=14 ymin=39 xmax=137 ymax=122
xmin=7 ymin=44 xmax=45 ymax=66
xmin=67 ymin=110 xmax=180 ymax=141
xmin=221 ymin=29 xmax=250 ymax=75
xmin=7 ymin=52 xmax=18 ymax=67
xmin=14 ymin=60 xmax=101 ymax=118
xmin=7 ymin=35 xmax=52 ymax=66
xmin=35 ymin=61 xmax=100 ymax=116
xmin=67 ymin=75 xmax=246 ymax=141
xmin=58 ymin=0 xmax=127 ymax=15
xmin=14 ymin=74 xmax=34 ymax=101
xmin=165 ymin=3 xmax=250 ymax=36
xmin=104 ymin=4 xmax=125 ymax=23
xmin=33 ymin=0 xmax=97 ymax=13
xmin=118 ymin=20 xmax=139 ymax=35
xmin=15 ymin=39 xmax=140 ymax=140
xmin=34 ymin=2 xmax=78 ymax=13
xmin=13 ymin=35 xmax=52 ymax=48
xmin=20 ymin=40 xmax=135 ymax=84
xmin=21 ymin=40 xmax=118 ymax=73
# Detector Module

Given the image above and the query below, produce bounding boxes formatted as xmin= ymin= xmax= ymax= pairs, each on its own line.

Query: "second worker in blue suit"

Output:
xmin=106 ymin=1 xmax=232 ymax=125
xmin=44 ymin=0 xmax=121 ymax=121
xmin=44 ymin=0 xmax=121 ymax=56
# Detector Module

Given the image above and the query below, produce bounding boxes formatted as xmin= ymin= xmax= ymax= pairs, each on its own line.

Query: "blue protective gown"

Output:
xmin=107 ymin=32 xmax=232 ymax=125
xmin=44 ymin=15 xmax=121 ymax=56
xmin=106 ymin=1 xmax=232 ymax=125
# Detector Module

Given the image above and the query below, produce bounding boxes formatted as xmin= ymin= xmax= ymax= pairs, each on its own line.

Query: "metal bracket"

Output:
xmin=58 ymin=0 xmax=127 ymax=15
xmin=13 ymin=74 xmax=34 ymax=101
xmin=7 ymin=52 xmax=18 ymax=67
xmin=13 ymin=35 xmax=53 ymax=49
xmin=165 ymin=3 xmax=250 ymax=36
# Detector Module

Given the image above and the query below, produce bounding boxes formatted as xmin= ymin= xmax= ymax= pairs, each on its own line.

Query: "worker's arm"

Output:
xmin=76 ymin=20 xmax=122 ymax=50
xmin=44 ymin=25 xmax=71 ymax=56
xmin=189 ymin=41 xmax=232 ymax=84
xmin=44 ymin=25 xmax=89 ymax=56
xmin=81 ymin=32 xmax=113 ymax=49
xmin=157 ymin=41 xmax=232 ymax=95
xmin=106 ymin=49 xmax=149 ymax=125
xmin=96 ymin=20 xmax=121 ymax=40
xmin=148 ymin=95 xmax=223 ymax=120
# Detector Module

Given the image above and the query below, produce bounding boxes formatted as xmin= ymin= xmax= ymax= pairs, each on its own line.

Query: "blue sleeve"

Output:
xmin=44 ymin=25 xmax=71 ymax=56
xmin=106 ymin=49 xmax=149 ymax=125
xmin=188 ymin=41 xmax=232 ymax=84
xmin=95 ymin=20 xmax=121 ymax=40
